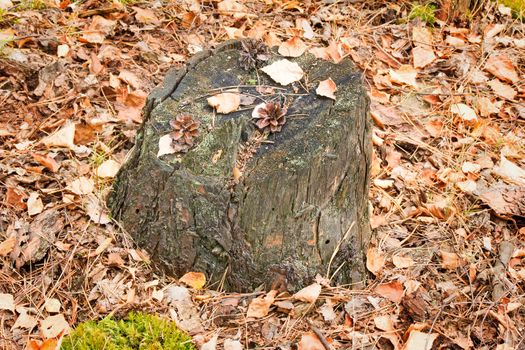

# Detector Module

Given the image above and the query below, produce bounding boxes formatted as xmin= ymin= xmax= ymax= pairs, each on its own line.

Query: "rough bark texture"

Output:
xmin=109 ymin=41 xmax=371 ymax=291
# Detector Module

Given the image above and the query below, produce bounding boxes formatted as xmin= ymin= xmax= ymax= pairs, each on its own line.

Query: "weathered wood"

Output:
xmin=109 ymin=42 xmax=371 ymax=291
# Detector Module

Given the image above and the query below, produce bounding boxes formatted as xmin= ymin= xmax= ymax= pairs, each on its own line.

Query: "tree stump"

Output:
xmin=109 ymin=41 xmax=371 ymax=291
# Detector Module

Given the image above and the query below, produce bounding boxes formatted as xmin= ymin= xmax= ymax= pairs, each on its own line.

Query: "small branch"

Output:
xmin=306 ymin=319 xmax=334 ymax=350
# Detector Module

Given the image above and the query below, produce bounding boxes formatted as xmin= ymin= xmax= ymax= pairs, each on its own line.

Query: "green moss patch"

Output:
xmin=61 ymin=312 xmax=194 ymax=350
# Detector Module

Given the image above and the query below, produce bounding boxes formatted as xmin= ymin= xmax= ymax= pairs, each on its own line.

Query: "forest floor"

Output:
xmin=0 ymin=0 xmax=524 ymax=349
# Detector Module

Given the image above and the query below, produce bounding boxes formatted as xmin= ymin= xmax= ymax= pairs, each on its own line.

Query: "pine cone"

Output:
xmin=239 ymin=39 xmax=270 ymax=70
xmin=252 ymin=102 xmax=287 ymax=133
xmin=169 ymin=114 xmax=200 ymax=152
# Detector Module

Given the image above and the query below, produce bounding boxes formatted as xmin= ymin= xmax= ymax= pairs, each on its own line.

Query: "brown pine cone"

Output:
xmin=169 ymin=114 xmax=200 ymax=152
xmin=252 ymin=102 xmax=287 ymax=133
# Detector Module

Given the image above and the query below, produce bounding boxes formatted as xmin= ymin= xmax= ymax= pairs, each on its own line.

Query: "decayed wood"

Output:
xmin=109 ymin=41 xmax=371 ymax=291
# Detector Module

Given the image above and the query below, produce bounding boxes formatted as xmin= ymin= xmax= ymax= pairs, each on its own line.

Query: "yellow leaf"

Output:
xmin=179 ymin=271 xmax=206 ymax=289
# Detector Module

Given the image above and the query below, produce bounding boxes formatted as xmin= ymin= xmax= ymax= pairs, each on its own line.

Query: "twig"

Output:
xmin=306 ymin=319 xmax=334 ymax=350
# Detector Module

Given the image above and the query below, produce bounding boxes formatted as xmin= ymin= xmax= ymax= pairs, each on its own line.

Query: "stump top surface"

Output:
xmin=145 ymin=43 xmax=365 ymax=179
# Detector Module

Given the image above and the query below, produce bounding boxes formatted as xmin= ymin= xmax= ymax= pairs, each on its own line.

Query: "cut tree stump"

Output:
xmin=109 ymin=41 xmax=371 ymax=291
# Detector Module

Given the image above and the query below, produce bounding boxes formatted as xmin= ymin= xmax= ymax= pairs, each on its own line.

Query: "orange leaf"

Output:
xmin=366 ymin=247 xmax=385 ymax=276
xmin=374 ymin=281 xmax=404 ymax=303
xmin=484 ymin=54 xmax=519 ymax=83
xmin=207 ymin=92 xmax=241 ymax=114
xmin=31 ymin=153 xmax=60 ymax=173
xmin=315 ymin=78 xmax=337 ymax=100
xmin=247 ymin=290 xmax=277 ymax=318
xmin=297 ymin=332 xmax=325 ymax=350
xmin=179 ymin=271 xmax=206 ymax=289
xmin=278 ymin=36 xmax=307 ymax=57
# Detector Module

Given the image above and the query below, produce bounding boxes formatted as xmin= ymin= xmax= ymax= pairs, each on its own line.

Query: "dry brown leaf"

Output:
xmin=157 ymin=134 xmax=176 ymax=158
xmin=0 ymin=236 xmax=16 ymax=257
xmin=261 ymin=59 xmax=304 ymax=86
xmin=315 ymin=78 xmax=337 ymax=100
xmin=207 ymin=92 xmax=241 ymax=114
xmin=96 ymin=159 xmax=121 ymax=178
xmin=389 ymin=65 xmax=418 ymax=87
xmin=478 ymin=185 xmax=525 ymax=217
xmin=403 ymin=330 xmax=438 ymax=350
xmin=42 ymin=121 xmax=76 ymax=150
xmin=115 ymin=89 xmax=147 ymax=123
xmin=412 ymin=46 xmax=436 ymax=68
xmin=488 ymin=79 xmax=517 ymax=100
xmin=247 ymin=290 xmax=277 ymax=318
xmin=412 ymin=26 xmax=433 ymax=47
xmin=119 ymin=70 xmax=142 ymax=89
xmin=393 ymin=255 xmax=415 ymax=268
xmin=374 ymin=281 xmax=404 ymax=303
xmin=12 ymin=310 xmax=38 ymax=330
xmin=40 ymin=314 xmax=69 ymax=339
xmin=133 ymin=7 xmax=160 ymax=25
xmin=67 ymin=177 xmax=94 ymax=195
xmin=450 ymin=103 xmax=478 ymax=124
xmin=278 ymin=36 xmax=307 ymax=57
xmin=493 ymin=156 xmax=525 ymax=185
xmin=484 ymin=54 xmax=519 ymax=83
xmin=27 ymin=192 xmax=44 ymax=216
xmin=440 ymin=251 xmax=465 ymax=270
xmin=0 ymin=293 xmax=15 ymax=311
xmin=84 ymin=194 xmax=111 ymax=225
xmin=31 ymin=153 xmax=60 ymax=173
xmin=366 ymin=247 xmax=385 ymax=276
xmin=370 ymin=102 xmax=405 ymax=128
xmin=293 ymin=283 xmax=321 ymax=303
xmin=81 ymin=15 xmax=116 ymax=44
xmin=298 ymin=332 xmax=325 ymax=350
xmin=476 ymin=97 xmax=500 ymax=117
xmin=89 ymin=237 xmax=112 ymax=257
xmin=217 ymin=0 xmax=248 ymax=18
xmin=179 ymin=272 xmax=206 ymax=290
xmin=44 ymin=298 xmax=61 ymax=313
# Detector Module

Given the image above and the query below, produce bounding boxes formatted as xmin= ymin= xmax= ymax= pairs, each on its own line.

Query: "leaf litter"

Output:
xmin=0 ymin=0 xmax=524 ymax=349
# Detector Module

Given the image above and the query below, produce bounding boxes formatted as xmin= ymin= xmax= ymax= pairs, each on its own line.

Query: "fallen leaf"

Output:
xmin=370 ymin=102 xmax=405 ymax=127
xmin=278 ymin=36 xmax=307 ymax=57
xmin=84 ymin=194 xmax=111 ymax=225
xmin=404 ymin=330 xmax=438 ymax=350
xmin=27 ymin=192 xmax=44 ymax=216
xmin=118 ymin=70 xmax=142 ymax=89
xmin=12 ymin=310 xmax=38 ymax=330
xmin=42 ymin=121 xmax=76 ymax=150
xmin=133 ymin=6 xmax=160 ymax=25
xmin=115 ymin=89 xmax=147 ymax=123
xmin=298 ymin=332 xmax=325 ymax=350
xmin=217 ymin=0 xmax=248 ymax=18
xmin=31 ymin=153 xmax=60 ymax=172
xmin=158 ymin=134 xmax=177 ymax=157
xmin=44 ymin=298 xmax=61 ymax=313
xmin=89 ymin=237 xmax=112 ymax=257
xmin=450 ymin=103 xmax=478 ymax=124
xmin=67 ymin=177 xmax=94 ymax=195
xmin=488 ymin=79 xmax=517 ymax=100
xmin=440 ymin=251 xmax=465 ymax=270
xmin=412 ymin=26 xmax=433 ymax=48
xmin=374 ymin=315 xmax=395 ymax=331
xmin=40 ymin=314 xmax=69 ymax=339
xmin=179 ymin=272 xmax=206 ymax=289
xmin=261 ymin=59 xmax=304 ymax=85
xmin=367 ymin=247 xmax=385 ymax=276
xmin=478 ymin=185 xmax=525 ymax=217
xmin=484 ymin=54 xmax=519 ymax=83
xmin=374 ymin=281 xmax=403 ymax=303
xmin=393 ymin=255 xmax=415 ymax=268
xmin=201 ymin=334 xmax=218 ymax=350
xmin=0 ymin=236 xmax=16 ymax=257
xmin=293 ymin=283 xmax=321 ymax=303
xmin=96 ymin=159 xmax=121 ymax=178
xmin=319 ymin=300 xmax=336 ymax=322
xmin=82 ymin=15 xmax=116 ymax=44
xmin=476 ymin=97 xmax=500 ymax=117
xmin=207 ymin=92 xmax=241 ymax=114
xmin=389 ymin=65 xmax=418 ymax=87
xmin=0 ymin=293 xmax=15 ymax=312
xmin=247 ymin=290 xmax=277 ymax=318
xmin=57 ymin=44 xmax=69 ymax=57
xmin=493 ymin=156 xmax=525 ymax=185
xmin=223 ymin=339 xmax=243 ymax=350
xmin=412 ymin=46 xmax=436 ymax=68
xmin=315 ymin=78 xmax=337 ymax=100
